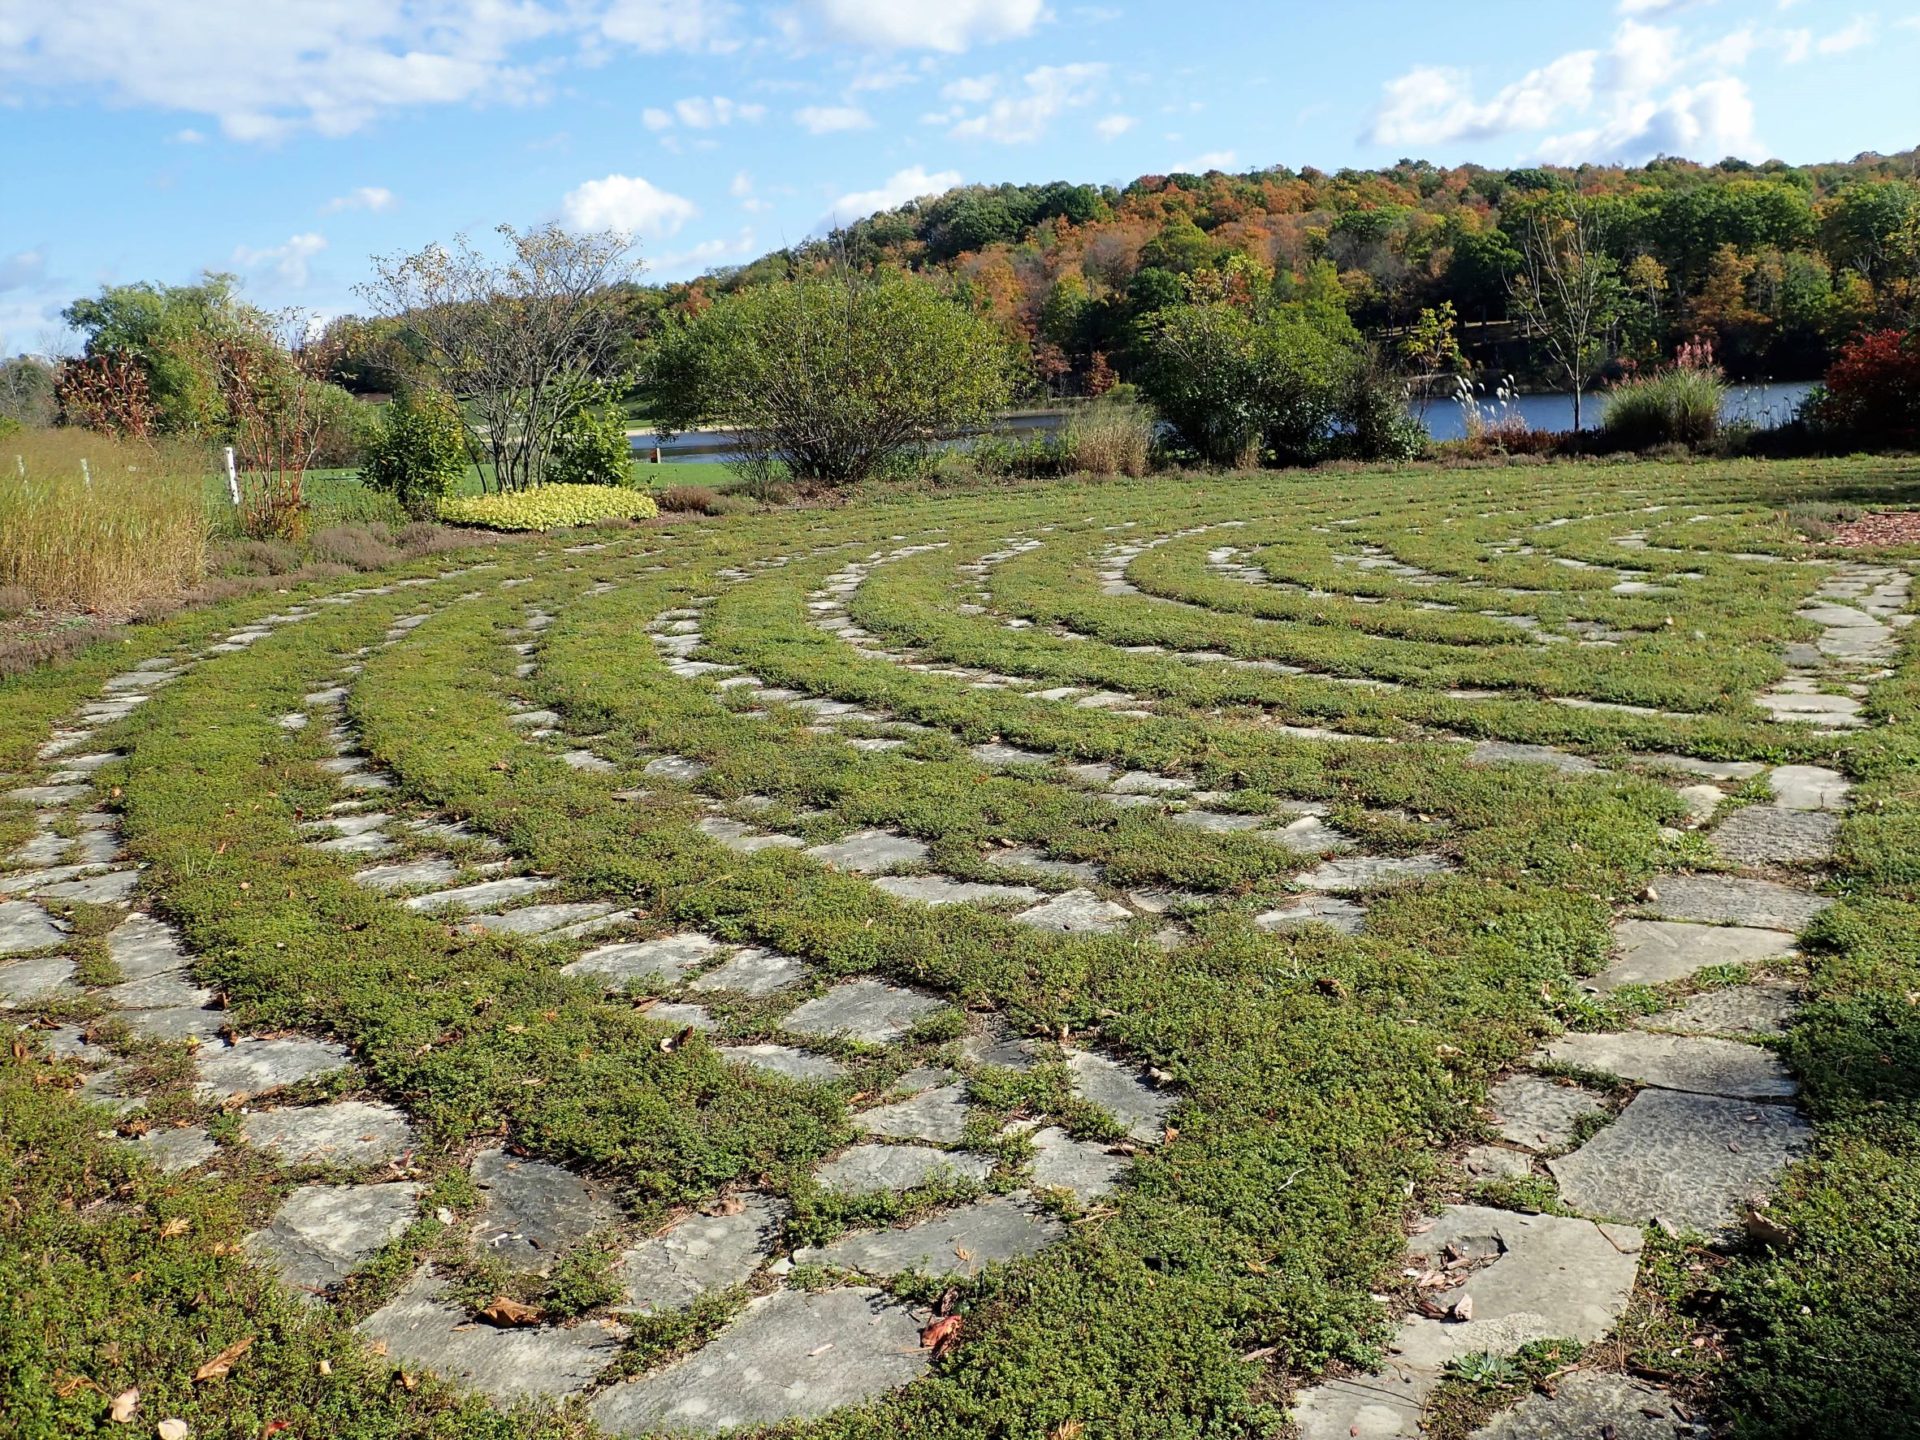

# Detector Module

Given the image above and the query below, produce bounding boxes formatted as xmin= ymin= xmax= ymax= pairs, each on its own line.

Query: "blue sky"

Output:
xmin=3 ymin=0 xmax=1916 ymax=352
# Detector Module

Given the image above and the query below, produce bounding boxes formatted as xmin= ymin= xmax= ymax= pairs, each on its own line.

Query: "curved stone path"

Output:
xmin=4 ymin=493 xmax=1909 ymax=1438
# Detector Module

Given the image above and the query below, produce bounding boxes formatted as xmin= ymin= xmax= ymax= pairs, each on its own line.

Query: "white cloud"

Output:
xmin=941 ymin=75 xmax=999 ymax=102
xmin=1781 ymin=16 xmax=1875 ymax=62
xmin=321 ymin=185 xmax=396 ymax=214
xmin=1371 ymin=12 xmax=1784 ymax=164
xmin=0 ymin=1 xmax=573 ymax=141
xmin=675 ymin=95 xmax=765 ymax=127
xmin=1178 ymin=149 xmax=1238 ymax=172
xmin=648 ymin=226 xmax=759 ymax=279
xmin=1616 ymin=0 xmax=1709 ymax=13
xmin=1095 ymin=113 xmax=1135 ymax=140
xmin=795 ymin=103 xmax=875 ymax=133
xmin=791 ymin=0 xmax=1044 ymax=52
xmin=1538 ymin=75 xmax=1761 ymax=164
xmin=232 ymin=232 xmax=327 ymax=289
xmin=598 ymin=0 xmax=738 ymax=53
xmin=949 ymin=62 xmax=1106 ymax=143
xmin=729 ymin=170 xmax=754 ymax=198
xmin=1370 ymin=52 xmax=1598 ymax=146
xmin=170 ymin=128 xmax=206 ymax=144
xmin=561 ymin=173 xmax=698 ymax=236
xmin=642 ymin=95 xmax=765 ymax=130
xmin=0 ymin=0 xmax=754 ymax=142
xmin=1816 ymin=14 xmax=1875 ymax=54
xmin=819 ymin=164 xmax=962 ymax=230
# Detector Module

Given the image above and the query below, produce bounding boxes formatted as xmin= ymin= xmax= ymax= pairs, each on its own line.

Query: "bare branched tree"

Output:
xmin=359 ymin=225 xmax=640 ymax=492
xmin=1509 ymin=202 xmax=1624 ymax=433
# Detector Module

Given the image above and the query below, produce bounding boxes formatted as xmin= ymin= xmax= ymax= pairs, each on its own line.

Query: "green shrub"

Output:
xmin=548 ymin=405 xmax=634 ymax=487
xmin=360 ymin=389 xmax=468 ymax=519
xmin=1600 ymin=366 xmax=1727 ymax=451
xmin=438 ymin=483 xmax=659 ymax=531
xmin=969 ymin=433 xmax=1076 ymax=480
xmin=647 ymin=271 xmax=1014 ymax=491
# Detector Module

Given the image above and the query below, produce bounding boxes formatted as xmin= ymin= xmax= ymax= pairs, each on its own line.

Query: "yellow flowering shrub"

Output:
xmin=439 ymin=484 xmax=660 ymax=531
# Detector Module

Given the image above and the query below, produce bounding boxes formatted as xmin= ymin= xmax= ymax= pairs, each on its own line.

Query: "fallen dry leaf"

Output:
xmin=659 ymin=1024 xmax=695 ymax=1054
xmin=194 ymin=1335 xmax=255 ymax=1382
xmin=107 ymin=1387 xmax=139 ymax=1422
xmin=157 ymin=1421 xmax=189 ymax=1440
xmin=478 ymin=1295 xmax=544 ymax=1327
xmin=157 ymin=1217 xmax=190 ymax=1239
xmin=1049 ymin=1422 xmax=1086 ymax=1440
xmin=920 ymin=1314 xmax=963 ymax=1359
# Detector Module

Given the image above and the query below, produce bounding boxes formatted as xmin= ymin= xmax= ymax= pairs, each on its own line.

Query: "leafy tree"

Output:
xmin=361 ymin=387 xmax=468 ymax=518
xmin=360 ymin=224 xmax=640 ymax=493
xmin=1509 ymin=201 xmax=1625 ymax=431
xmin=647 ymin=271 xmax=1013 ymax=491
xmin=0 ymin=355 xmax=58 ymax=428
xmin=548 ymin=397 xmax=634 ymax=487
xmin=60 ymin=274 xmax=252 ymax=435
xmin=1136 ymin=294 xmax=1403 ymax=467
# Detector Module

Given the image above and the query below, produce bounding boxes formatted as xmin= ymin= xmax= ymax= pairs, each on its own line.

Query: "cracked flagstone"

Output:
xmin=589 ymin=1286 xmax=926 ymax=1435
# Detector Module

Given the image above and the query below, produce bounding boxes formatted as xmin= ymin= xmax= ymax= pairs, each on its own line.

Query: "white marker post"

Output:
xmin=80 ymin=457 xmax=91 ymax=486
xmin=224 ymin=445 xmax=240 ymax=506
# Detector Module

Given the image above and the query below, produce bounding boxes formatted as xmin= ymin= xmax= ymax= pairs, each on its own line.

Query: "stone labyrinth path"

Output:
xmin=2 ymin=463 xmax=1914 ymax=1438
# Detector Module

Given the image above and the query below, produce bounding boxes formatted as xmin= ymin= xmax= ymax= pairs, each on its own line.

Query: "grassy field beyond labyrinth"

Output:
xmin=3 ymin=458 xmax=1918 ymax=1440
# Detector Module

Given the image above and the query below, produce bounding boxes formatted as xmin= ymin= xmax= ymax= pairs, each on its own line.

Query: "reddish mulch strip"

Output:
xmin=1830 ymin=511 xmax=1920 ymax=548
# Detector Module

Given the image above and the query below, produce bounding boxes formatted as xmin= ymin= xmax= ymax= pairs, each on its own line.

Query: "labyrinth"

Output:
xmin=4 ymin=458 xmax=1919 ymax=1439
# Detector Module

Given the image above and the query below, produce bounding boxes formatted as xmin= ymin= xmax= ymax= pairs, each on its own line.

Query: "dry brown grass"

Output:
xmin=0 ymin=428 xmax=212 ymax=614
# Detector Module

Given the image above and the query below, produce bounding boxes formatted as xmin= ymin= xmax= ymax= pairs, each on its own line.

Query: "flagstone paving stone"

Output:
xmin=123 ymin=1124 xmax=217 ymax=1174
xmin=782 ymin=979 xmax=945 ymax=1045
xmin=1487 ymin=1074 xmax=1609 ymax=1152
xmin=0 ymin=899 xmax=67 ymax=954
xmin=1294 ymin=855 xmax=1450 ymax=892
xmin=588 ymin=1286 xmax=926 ymax=1435
xmin=401 ymin=876 xmax=556 ymax=913
xmin=615 ymin=1195 xmax=788 ymax=1315
xmin=1012 ymin=888 xmax=1134 ymax=934
xmin=360 ymin=1269 xmax=627 ymax=1403
xmin=856 ymin=1084 xmax=971 ymax=1143
xmin=795 ymin=1193 xmax=1063 ymax=1277
xmin=1028 ymin=1125 xmax=1127 ymax=1202
xmin=1642 ymin=982 xmax=1802 ymax=1037
xmin=804 ymin=829 xmax=931 ymax=873
xmin=1642 ymin=875 xmax=1831 ymax=932
xmin=1065 ymin=1049 xmax=1174 ymax=1142
xmin=1470 ymin=1370 xmax=1694 ymax=1440
xmin=247 ymin=1181 xmax=421 ymax=1294
xmin=565 ymin=932 xmax=728 ymax=987
xmin=719 ymin=1043 xmax=848 ymax=1082
xmin=1291 ymin=1206 xmax=1643 ymax=1440
xmin=195 ymin=1037 xmax=351 ymax=1101
xmin=815 ymin=1143 xmax=994 ymax=1195
xmin=687 ymin=946 xmax=810 ymax=995
xmin=242 ymin=1100 xmax=416 ymax=1167
xmin=1548 ymin=1089 xmax=1813 ymax=1233
xmin=1539 ymin=1031 xmax=1797 ymax=1099
xmin=1709 ymin=805 xmax=1841 ymax=866
xmin=0 ymin=954 xmax=77 ymax=1005
xmin=1592 ymin=918 xmax=1795 ymax=990
xmin=470 ymin=1147 xmax=620 ymax=1270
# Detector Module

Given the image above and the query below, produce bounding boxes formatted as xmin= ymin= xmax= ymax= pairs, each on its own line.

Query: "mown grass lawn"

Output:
xmin=3 ymin=455 xmax=1917 ymax=1440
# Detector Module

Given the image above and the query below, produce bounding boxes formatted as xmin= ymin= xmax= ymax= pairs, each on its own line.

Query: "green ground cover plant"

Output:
xmin=2 ymin=455 xmax=1917 ymax=1440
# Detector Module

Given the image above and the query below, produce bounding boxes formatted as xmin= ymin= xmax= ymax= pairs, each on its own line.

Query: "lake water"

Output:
xmin=1417 ymin=380 xmax=1816 ymax=443
xmin=631 ymin=381 xmax=1818 ymax=463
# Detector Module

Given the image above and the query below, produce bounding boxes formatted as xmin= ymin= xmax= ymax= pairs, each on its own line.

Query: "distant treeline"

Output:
xmin=586 ymin=150 xmax=1919 ymax=399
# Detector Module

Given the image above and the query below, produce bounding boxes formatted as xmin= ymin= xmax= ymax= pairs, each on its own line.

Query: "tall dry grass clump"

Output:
xmin=1065 ymin=398 xmax=1154 ymax=476
xmin=0 ymin=429 xmax=212 ymax=614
